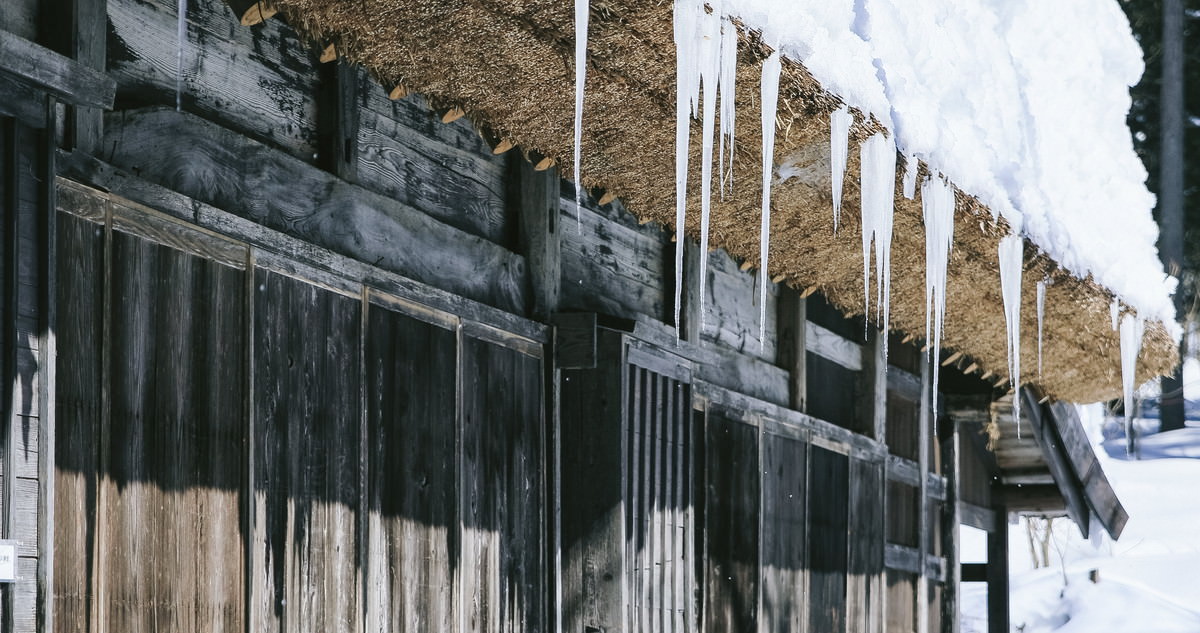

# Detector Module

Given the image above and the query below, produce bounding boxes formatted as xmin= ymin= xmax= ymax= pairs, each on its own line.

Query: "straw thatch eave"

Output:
xmin=248 ymin=0 xmax=1177 ymax=403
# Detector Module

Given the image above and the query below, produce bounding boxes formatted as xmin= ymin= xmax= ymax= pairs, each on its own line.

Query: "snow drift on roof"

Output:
xmin=725 ymin=0 xmax=1177 ymax=329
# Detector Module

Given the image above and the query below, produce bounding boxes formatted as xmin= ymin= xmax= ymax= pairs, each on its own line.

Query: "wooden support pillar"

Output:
xmin=939 ymin=417 xmax=960 ymax=633
xmin=917 ymin=355 xmax=931 ymax=633
xmin=986 ymin=505 xmax=1009 ymax=633
xmin=682 ymin=240 xmax=703 ymax=344
xmin=513 ymin=157 xmax=561 ymax=322
xmin=39 ymin=0 xmax=107 ymax=153
xmin=775 ymin=288 xmax=806 ymax=412
xmin=862 ymin=330 xmax=887 ymax=442
xmin=317 ymin=59 xmax=360 ymax=182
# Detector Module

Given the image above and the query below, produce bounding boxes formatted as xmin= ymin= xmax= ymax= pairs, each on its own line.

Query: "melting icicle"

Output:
xmin=1119 ymin=313 xmax=1144 ymax=456
xmin=1036 ymin=280 xmax=1046 ymax=376
xmin=697 ymin=9 xmax=722 ymax=333
xmin=830 ymin=106 xmax=851 ymax=232
xmin=573 ymin=0 xmax=589 ymax=233
xmin=860 ymin=133 xmax=897 ymax=358
xmin=718 ymin=18 xmax=737 ymax=198
xmin=1110 ymin=299 xmax=1120 ymax=330
xmin=672 ymin=0 xmax=701 ymax=335
xmin=759 ymin=49 xmax=781 ymax=351
xmin=176 ymin=0 xmax=187 ymax=111
xmin=922 ymin=175 xmax=954 ymax=411
xmin=902 ymin=153 xmax=919 ymax=200
xmin=999 ymin=234 xmax=1024 ymax=432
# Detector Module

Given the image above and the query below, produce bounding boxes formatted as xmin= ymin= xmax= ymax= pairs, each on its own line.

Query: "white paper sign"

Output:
xmin=0 ymin=541 xmax=17 ymax=583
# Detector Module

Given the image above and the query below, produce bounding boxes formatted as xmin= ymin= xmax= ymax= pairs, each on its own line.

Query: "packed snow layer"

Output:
xmin=721 ymin=0 xmax=1176 ymax=328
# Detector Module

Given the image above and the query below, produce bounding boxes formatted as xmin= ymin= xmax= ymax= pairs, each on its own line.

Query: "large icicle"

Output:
xmin=1036 ymin=280 xmax=1047 ymax=376
xmin=830 ymin=106 xmax=851 ymax=232
xmin=759 ymin=49 xmax=782 ymax=351
xmin=860 ymin=133 xmax=897 ymax=357
xmin=999 ymin=234 xmax=1024 ymax=431
xmin=672 ymin=0 xmax=701 ymax=335
xmin=718 ymin=17 xmax=738 ymax=198
xmin=573 ymin=0 xmax=589 ymax=233
xmin=696 ymin=9 xmax=722 ymax=333
xmin=1119 ymin=313 xmax=1144 ymax=456
xmin=176 ymin=0 xmax=187 ymax=111
xmin=922 ymin=175 xmax=955 ymax=410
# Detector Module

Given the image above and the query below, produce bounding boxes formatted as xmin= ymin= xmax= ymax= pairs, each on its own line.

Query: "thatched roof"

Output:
xmin=254 ymin=0 xmax=1176 ymax=403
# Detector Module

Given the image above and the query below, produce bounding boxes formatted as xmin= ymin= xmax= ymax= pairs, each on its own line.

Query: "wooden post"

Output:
xmin=682 ymin=240 xmax=703 ymax=344
xmin=986 ymin=504 xmax=1009 ymax=633
xmin=775 ymin=288 xmax=807 ymax=412
xmin=864 ymin=330 xmax=887 ymax=442
xmin=917 ymin=355 xmax=931 ymax=633
xmin=317 ymin=60 xmax=360 ymax=182
xmin=513 ymin=158 xmax=560 ymax=321
xmin=35 ymin=96 xmax=58 ymax=633
xmin=39 ymin=0 xmax=107 ymax=153
xmin=939 ymin=417 xmax=960 ymax=633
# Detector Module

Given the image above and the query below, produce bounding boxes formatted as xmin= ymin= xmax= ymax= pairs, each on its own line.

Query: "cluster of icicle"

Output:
xmin=670 ymin=0 xmax=741 ymax=340
xmin=567 ymin=1 xmax=1147 ymax=423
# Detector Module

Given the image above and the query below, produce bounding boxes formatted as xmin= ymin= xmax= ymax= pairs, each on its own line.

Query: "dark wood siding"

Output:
xmin=808 ymin=445 xmax=849 ymax=633
xmin=52 ymin=183 xmax=549 ymax=633
xmin=704 ymin=408 xmax=759 ymax=633
xmin=364 ymin=307 xmax=457 ymax=633
xmin=760 ymin=430 xmax=807 ymax=633
xmin=253 ymin=269 xmax=361 ymax=633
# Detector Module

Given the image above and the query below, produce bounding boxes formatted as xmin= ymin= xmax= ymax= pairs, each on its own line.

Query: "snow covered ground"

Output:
xmin=960 ymin=402 xmax=1200 ymax=632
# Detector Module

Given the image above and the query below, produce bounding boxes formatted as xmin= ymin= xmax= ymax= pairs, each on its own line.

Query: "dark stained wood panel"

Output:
xmin=253 ymin=268 xmax=361 ymax=633
xmin=806 ymin=352 xmax=862 ymax=432
xmin=760 ymin=430 xmax=807 ymax=633
xmin=364 ymin=306 xmax=458 ymax=633
xmin=460 ymin=335 xmax=545 ymax=633
xmin=560 ymin=198 xmax=666 ymax=322
xmin=51 ymin=211 xmax=104 ymax=633
xmin=887 ymin=480 xmax=919 ymax=549
xmin=808 ymin=445 xmax=849 ymax=633
xmin=847 ymin=457 xmax=884 ymax=633
xmin=887 ymin=392 xmax=921 ymax=461
xmin=704 ymin=408 xmax=758 ymax=633
xmin=102 ymin=230 xmax=246 ymax=633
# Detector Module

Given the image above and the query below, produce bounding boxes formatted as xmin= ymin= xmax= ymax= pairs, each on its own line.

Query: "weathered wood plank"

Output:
xmin=760 ymin=430 xmax=807 ymax=633
xmin=52 ymin=210 xmax=104 ymax=633
xmin=0 ymin=0 xmax=37 ymax=40
xmin=101 ymin=231 xmax=246 ymax=633
xmin=357 ymin=106 xmax=509 ymax=243
xmin=0 ymin=75 xmax=48 ymax=129
xmin=704 ymin=406 xmax=759 ymax=633
xmin=460 ymin=335 xmax=545 ymax=633
xmin=318 ymin=61 xmax=359 ymax=181
xmin=560 ymin=198 xmax=666 ymax=322
xmin=364 ymin=305 xmax=457 ymax=633
xmin=253 ymin=268 xmax=360 ymax=633
xmin=107 ymin=0 xmax=319 ymax=158
xmin=0 ymin=30 xmax=114 ymax=108
xmin=848 ymin=457 xmax=885 ymax=633
xmin=775 ymin=291 xmax=806 ymax=412
xmin=808 ymin=444 xmax=849 ymax=633
xmin=886 ymin=570 xmax=916 ymax=633
xmin=101 ymin=108 xmax=527 ymax=313
xmin=699 ymin=248 xmax=776 ymax=362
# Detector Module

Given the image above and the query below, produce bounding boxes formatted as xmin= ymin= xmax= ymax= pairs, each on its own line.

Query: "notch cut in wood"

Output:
xmin=533 ymin=156 xmax=555 ymax=171
xmin=771 ymin=273 xmax=786 ymax=283
xmin=941 ymin=350 xmax=964 ymax=366
xmin=598 ymin=191 xmax=617 ymax=206
xmin=492 ymin=139 xmax=514 ymax=154
xmin=389 ymin=84 xmax=409 ymax=100
xmin=231 ymin=0 xmax=277 ymax=26
xmin=442 ymin=106 xmax=466 ymax=124
xmin=320 ymin=43 xmax=337 ymax=63
xmin=739 ymin=260 xmax=754 ymax=272
xmin=800 ymin=285 xmax=819 ymax=299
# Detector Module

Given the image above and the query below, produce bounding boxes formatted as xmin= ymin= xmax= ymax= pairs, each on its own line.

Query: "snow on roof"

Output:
xmin=724 ymin=0 xmax=1177 ymax=330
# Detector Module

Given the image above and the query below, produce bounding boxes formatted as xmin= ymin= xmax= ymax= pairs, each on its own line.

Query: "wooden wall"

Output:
xmin=0 ymin=113 xmax=51 ymax=633
xmin=52 ymin=182 xmax=549 ymax=633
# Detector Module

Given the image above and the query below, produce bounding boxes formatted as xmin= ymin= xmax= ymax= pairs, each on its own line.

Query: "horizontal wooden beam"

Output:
xmin=806 ymin=321 xmax=863 ymax=370
xmin=997 ymin=484 xmax=1068 ymax=515
xmin=958 ymin=501 xmax=997 ymax=532
xmin=0 ymin=29 xmax=115 ymax=109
